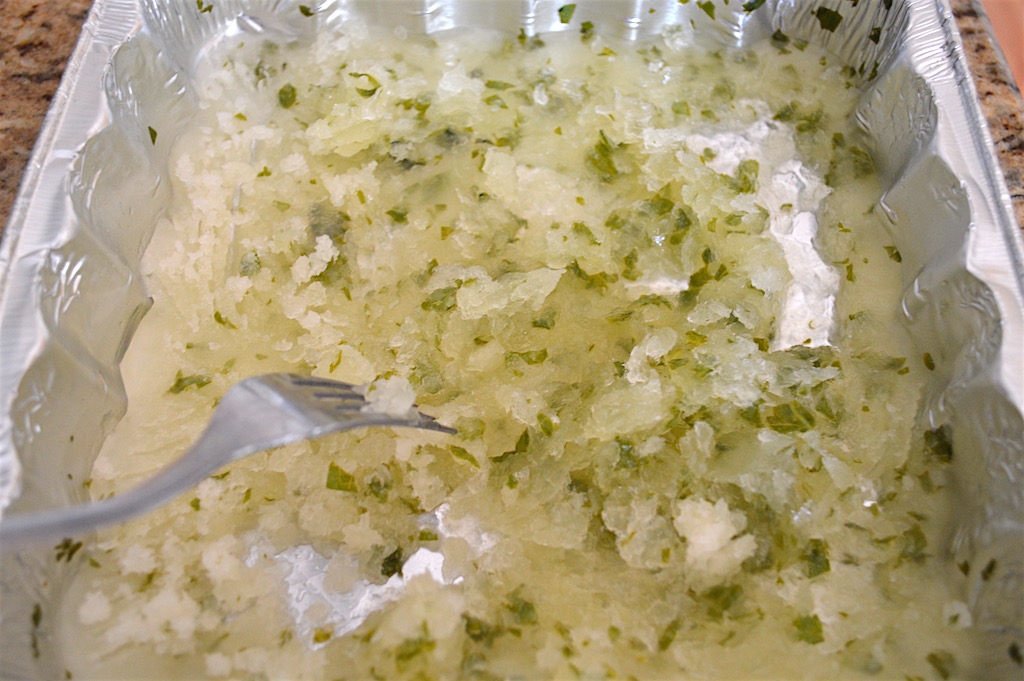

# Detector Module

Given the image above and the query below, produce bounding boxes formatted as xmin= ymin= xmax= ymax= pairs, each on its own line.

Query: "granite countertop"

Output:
xmin=1 ymin=0 xmax=1022 ymax=236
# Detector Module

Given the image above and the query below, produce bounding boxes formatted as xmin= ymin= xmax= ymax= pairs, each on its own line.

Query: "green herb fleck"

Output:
xmin=568 ymin=260 xmax=617 ymax=289
xmin=923 ymin=352 xmax=935 ymax=371
xmin=312 ymin=627 xmax=332 ymax=643
xmin=326 ymin=462 xmax=356 ymax=492
xmin=189 ymin=498 xmax=200 ymax=511
xmin=196 ymin=0 xmax=213 ymax=13
xmin=814 ymin=7 xmax=843 ymax=32
xmin=450 ymin=445 xmax=480 ymax=468
xmin=742 ymin=0 xmax=766 ymax=11
xmin=696 ymin=1 xmax=715 ymax=20
xmin=884 ymin=245 xmax=902 ymax=262
xmin=213 ymin=311 xmax=237 ymax=329
xmin=506 ymin=349 xmax=548 ymax=366
xmin=703 ymin=584 xmax=742 ymax=620
xmin=485 ymin=80 xmax=514 ymax=90
xmin=240 ymin=251 xmax=261 ymax=276
xmin=537 ymin=413 xmax=555 ymax=437
xmin=802 ymin=539 xmax=831 ymax=577
xmin=278 ymin=83 xmax=297 ymax=108
xmin=926 ymin=650 xmax=955 ymax=679
xmin=148 ymin=127 xmax=158 ymax=145
xmin=55 ymin=537 xmax=83 ymax=563
xmin=349 ymin=72 xmax=381 ymax=98
xmin=658 ymin=618 xmax=682 ymax=650
xmin=532 ymin=310 xmax=556 ymax=329
xmin=507 ymin=592 xmax=538 ymax=625
xmin=422 ymin=286 xmax=458 ymax=312
xmin=580 ymin=21 xmax=594 ymax=41
xmin=169 ymin=370 xmax=211 ymax=394
xmin=395 ymin=633 xmax=435 ymax=669
xmin=732 ymin=159 xmax=759 ymax=193
xmin=31 ymin=603 xmax=42 ymax=658
xmin=766 ymin=402 xmax=816 ymax=434
xmin=899 ymin=524 xmax=928 ymax=564
xmin=299 ymin=4 xmax=314 ymax=16
xmin=381 ymin=547 xmax=404 ymax=578
xmin=386 ymin=208 xmax=408 ymax=223
xmin=586 ymin=130 xmax=619 ymax=181
xmin=981 ymin=558 xmax=997 ymax=581
xmin=924 ymin=426 xmax=953 ymax=462
xmin=793 ymin=614 xmax=824 ymax=644
xmin=557 ymin=4 xmax=576 ymax=24
xmin=464 ymin=615 xmax=500 ymax=644
xmin=615 ymin=437 xmax=639 ymax=470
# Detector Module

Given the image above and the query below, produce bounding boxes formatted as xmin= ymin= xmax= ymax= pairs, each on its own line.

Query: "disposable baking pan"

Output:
xmin=1 ymin=1 xmax=1023 ymax=678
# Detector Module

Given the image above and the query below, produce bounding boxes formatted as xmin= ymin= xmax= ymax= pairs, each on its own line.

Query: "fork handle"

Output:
xmin=0 ymin=433 xmax=229 ymax=551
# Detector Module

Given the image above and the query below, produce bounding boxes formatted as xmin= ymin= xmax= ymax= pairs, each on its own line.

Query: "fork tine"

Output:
xmin=417 ymin=419 xmax=458 ymax=435
xmin=312 ymin=390 xmax=364 ymax=401
xmin=286 ymin=374 xmax=359 ymax=390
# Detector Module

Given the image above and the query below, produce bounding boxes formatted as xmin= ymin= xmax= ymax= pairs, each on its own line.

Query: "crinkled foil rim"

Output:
xmin=1 ymin=0 xmax=1023 ymax=677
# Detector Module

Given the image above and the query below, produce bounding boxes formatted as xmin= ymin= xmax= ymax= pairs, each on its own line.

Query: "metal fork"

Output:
xmin=0 ymin=373 xmax=455 ymax=550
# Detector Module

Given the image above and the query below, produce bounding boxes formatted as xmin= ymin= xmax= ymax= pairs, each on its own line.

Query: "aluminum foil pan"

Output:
xmin=1 ymin=0 xmax=1023 ymax=678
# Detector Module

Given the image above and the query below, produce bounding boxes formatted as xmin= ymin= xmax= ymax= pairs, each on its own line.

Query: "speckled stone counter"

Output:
xmin=953 ymin=0 xmax=1024 ymax=231
xmin=1 ymin=0 xmax=1023 ymax=236
xmin=0 ymin=0 xmax=91 ymax=227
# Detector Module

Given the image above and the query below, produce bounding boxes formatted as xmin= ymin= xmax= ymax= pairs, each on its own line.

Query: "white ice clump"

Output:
xmin=684 ymin=118 xmax=838 ymax=350
xmin=673 ymin=497 xmax=757 ymax=587
xmin=361 ymin=375 xmax=417 ymax=417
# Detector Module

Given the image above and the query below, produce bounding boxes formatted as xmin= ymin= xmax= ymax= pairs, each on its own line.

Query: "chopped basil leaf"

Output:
xmin=658 ymin=618 xmax=682 ymax=650
xmin=924 ymin=426 xmax=953 ymax=462
xmin=766 ymin=402 xmax=816 ymax=434
xmin=278 ymin=83 xmax=297 ymax=108
xmin=381 ymin=547 xmax=404 ymax=577
xmin=814 ymin=7 xmax=843 ymax=32
xmin=925 ymin=651 xmax=955 ymax=680
xmin=422 ymin=286 xmax=458 ymax=312
xmin=395 ymin=633 xmax=435 ymax=669
xmin=349 ymin=72 xmax=381 ymax=97
xmin=507 ymin=592 xmax=538 ymax=625
xmin=802 ymin=539 xmax=831 ymax=577
xmin=586 ymin=130 xmax=619 ymax=181
xmin=450 ymin=445 xmax=480 ymax=467
xmin=326 ymin=462 xmax=356 ymax=492
xmin=557 ymin=4 xmax=576 ymax=24
xmin=169 ymin=370 xmax=211 ymax=394
xmin=213 ymin=311 xmax=237 ymax=329
xmin=55 ymin=537 xmax=83 ymax=563
xmin=793 ymin=615 xmax=824 ymax=644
